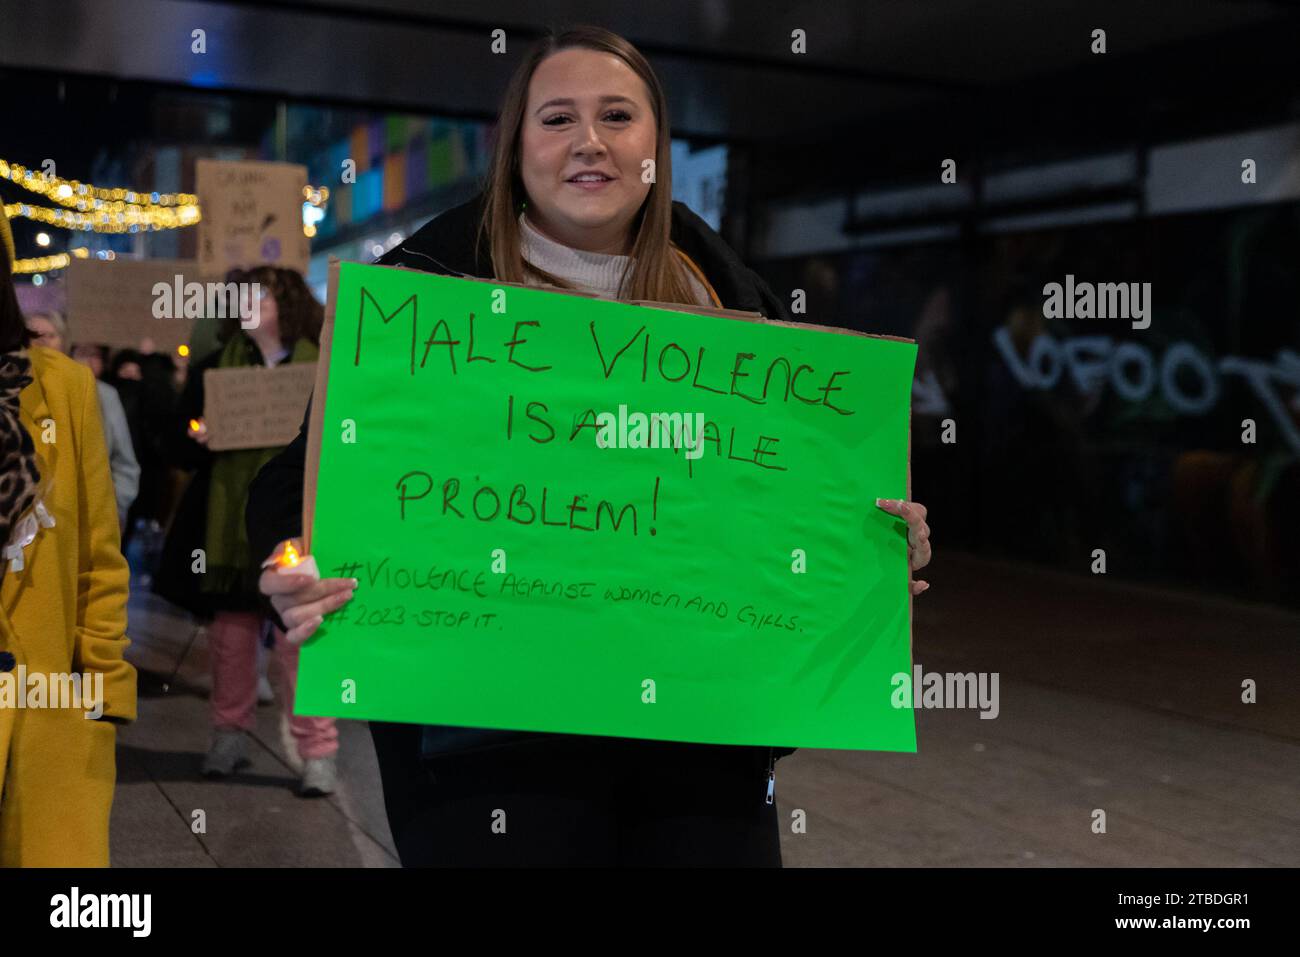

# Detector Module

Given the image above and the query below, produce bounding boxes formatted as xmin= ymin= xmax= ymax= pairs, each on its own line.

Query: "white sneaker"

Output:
xmin=297 ymin=755 xmax=337 ymax=797
xmin=201 ymin=729 xmax=250 ymax=778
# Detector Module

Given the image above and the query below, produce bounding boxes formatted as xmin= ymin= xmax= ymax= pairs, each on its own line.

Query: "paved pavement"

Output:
xmin=110 ymin=551 xmax=1300 ymax=866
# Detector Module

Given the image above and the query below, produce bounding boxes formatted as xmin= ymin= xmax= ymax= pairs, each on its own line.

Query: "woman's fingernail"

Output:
xmin=876 ymin=498 xmax=887 ymax=507
xmin=350 ymin=578 xmax=359 ymax=587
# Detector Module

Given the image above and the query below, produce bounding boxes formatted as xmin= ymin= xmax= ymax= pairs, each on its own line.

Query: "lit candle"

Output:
xmin=270 ymin=539 xmax=320 ymax=580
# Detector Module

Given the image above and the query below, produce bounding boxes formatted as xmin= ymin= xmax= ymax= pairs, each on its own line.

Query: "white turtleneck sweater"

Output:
xmin=518 ymin=211 xmax=712 ymax=307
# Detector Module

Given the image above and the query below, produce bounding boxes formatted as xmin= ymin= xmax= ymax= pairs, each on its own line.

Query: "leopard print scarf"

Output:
xmin=0 ymin=350 xmax=41 ymax=578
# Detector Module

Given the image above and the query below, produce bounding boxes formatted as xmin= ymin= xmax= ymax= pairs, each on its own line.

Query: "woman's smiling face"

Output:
xmin=519 ymin=48 xmax=658 ymax=255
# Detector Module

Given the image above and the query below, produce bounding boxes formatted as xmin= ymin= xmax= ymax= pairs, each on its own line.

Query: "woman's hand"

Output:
xmin=258 ymin=547 xmax=357 ymax=645
xmin=187 ymin=417 xmax=211 ymax=446
xmin=876 ymin=498 xmax=931 ymax=595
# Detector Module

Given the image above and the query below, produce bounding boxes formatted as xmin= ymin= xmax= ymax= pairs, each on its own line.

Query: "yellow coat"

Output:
xmin=0 ymin=346 xmax=136 ymax=867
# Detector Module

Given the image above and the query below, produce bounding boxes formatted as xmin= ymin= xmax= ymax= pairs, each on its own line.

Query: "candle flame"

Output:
xmin=189 ymin=418 xmax=202 ymax=432
xmin=279 ymin=542 xmax=302 ymax=567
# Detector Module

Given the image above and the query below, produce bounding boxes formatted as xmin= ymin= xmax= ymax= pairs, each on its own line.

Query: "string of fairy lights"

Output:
xmin=1 ymin=157 xmax=330 ymax=274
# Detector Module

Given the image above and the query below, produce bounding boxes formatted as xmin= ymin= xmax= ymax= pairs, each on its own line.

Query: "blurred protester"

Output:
xmin=109 ymin=348 xmax=178 ymax=555
xmin=154 ymin=266 xmax=337 ymax=796
xmin=70 ymin=342 xmax=107 ymax=378
xmin=23 ymin=310 xmax=64 ymax=353
xmin=27 ymin=314 xmax=139 ymax=531
xmin=0 ymin=206 xmax=136 ymax=866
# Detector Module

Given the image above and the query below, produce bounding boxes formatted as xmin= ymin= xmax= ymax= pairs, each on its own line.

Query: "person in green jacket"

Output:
xmin=155 ymin=266 xmax=338 ymax=796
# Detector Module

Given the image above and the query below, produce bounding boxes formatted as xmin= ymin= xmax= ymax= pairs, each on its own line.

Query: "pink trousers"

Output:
xmin=208 ymin=610 xmax=339 ymax=761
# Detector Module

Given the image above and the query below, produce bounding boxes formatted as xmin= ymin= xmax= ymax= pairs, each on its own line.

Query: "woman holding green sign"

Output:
xmin=248 ymin=24 xmax=931 ymax=866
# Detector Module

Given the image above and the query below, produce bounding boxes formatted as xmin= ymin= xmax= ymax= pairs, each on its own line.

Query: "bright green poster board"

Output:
xmin=298 ymin=260 xmax=918 ymax=751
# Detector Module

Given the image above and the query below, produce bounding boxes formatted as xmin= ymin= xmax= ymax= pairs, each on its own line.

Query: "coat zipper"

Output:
xmin=765 ymin=747 xmax=776 ymax=805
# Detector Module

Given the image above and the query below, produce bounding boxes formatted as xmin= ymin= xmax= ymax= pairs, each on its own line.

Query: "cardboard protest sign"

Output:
xmin=65 ymin=257 xmax=198 ymax=353
xmin=196 ymin=159 xmax=309 ymax=277
xmin=202 ymin=363 xmax=317 ymax=451
xmin=299 ymin=260 xmax=918 ymax=751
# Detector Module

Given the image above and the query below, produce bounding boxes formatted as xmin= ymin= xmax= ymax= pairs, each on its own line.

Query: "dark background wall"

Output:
xmin=757 ymin=203 xmax=1300 ymax=605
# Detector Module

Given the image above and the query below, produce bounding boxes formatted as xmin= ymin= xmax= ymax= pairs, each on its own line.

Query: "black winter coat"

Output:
xmin=246 ymin=192 xmax=796 ymax=763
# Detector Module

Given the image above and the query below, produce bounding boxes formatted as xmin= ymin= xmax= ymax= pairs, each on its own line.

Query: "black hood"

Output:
xmin=374 ymin=192 xmax=791 ymax=322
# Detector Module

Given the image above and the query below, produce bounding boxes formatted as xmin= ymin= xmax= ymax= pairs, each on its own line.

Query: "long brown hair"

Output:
xmin=477 ymin=25 xmax=701 ymax=305
xmin=218 ymin=266 xmax=323 ymax=348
